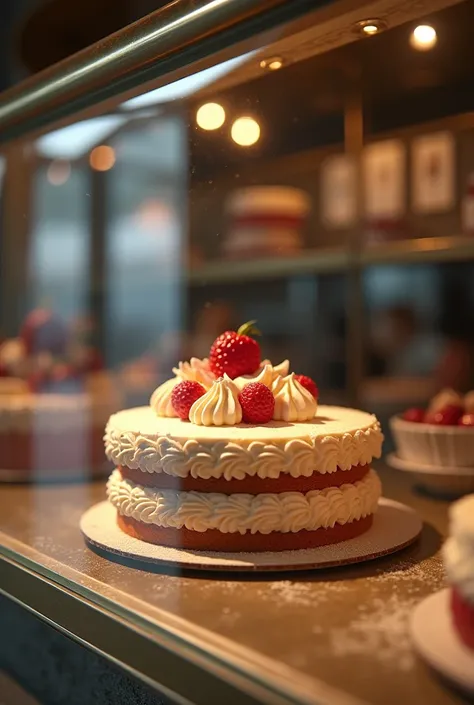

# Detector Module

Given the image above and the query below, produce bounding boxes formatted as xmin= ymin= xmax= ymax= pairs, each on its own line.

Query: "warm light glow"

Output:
xmin=231 ymin=117 xmax=260 ymax=147
xmin=410 ymin=24 xmax=437 ymax=50
xmin=89 ymin=145 xmax=116 ymax=171
xmin=362 ymin=24 xmax=379 ymax=35
xmin=47 ymin=159 xmax=71 ymax=186
xmin=260 ymin=56 xmax=283 ymax=71
xmin=196 ymin=102 xmax=226 ymax=130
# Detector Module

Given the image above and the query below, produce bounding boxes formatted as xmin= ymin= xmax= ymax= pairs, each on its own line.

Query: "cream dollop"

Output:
xmin=150 ymin=378 xmax=179 ymax=417
xmin=261 ymin=359 xmax=290 ymax=380
xmin=233 ymin=364 xmax=273 ymax=391
xmin=273 ymin=373 xmax=317 ymax=422
xmin=189 ymin=374 xmax=242 ymax=426
xmin=173 ymin=357 xmax=215 ymax=388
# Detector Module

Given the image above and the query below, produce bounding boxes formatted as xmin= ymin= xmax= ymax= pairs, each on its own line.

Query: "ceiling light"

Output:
xmin=354 ymin=19 xmax=387 ymax=36
xmin=260 ymin=56 xmax=284 ymax=70
xmin=47 ymin=160 xmax=71 ymax=186
xmin=231 ymin=117 xmax=260 ymax=147
xmin=89 ymin=145 xmax=115 ymax=171
xmin=410 ymin=24 xmax=437 ymax=51
xmin=196 ymin=102 xmax=225 ymax=130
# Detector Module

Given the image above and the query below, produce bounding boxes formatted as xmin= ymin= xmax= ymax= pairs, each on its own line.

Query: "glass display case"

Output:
xmin=1 ymin=1 xmax=474 ymax=703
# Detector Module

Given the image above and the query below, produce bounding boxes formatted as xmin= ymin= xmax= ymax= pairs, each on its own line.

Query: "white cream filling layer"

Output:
xmin=443 ymin=494 xmax=474 ymax=603
xmin=107 ymin=468 xmax=381 ymax=535
xmin=104 ymin=406 xmax=383 ymax=480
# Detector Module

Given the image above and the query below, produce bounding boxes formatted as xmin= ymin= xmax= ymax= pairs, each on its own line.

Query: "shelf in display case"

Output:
xmin=188 ymin=236 xmax=474 ymax=286
xmin=187 ymin=248 xmax=350 ymax=285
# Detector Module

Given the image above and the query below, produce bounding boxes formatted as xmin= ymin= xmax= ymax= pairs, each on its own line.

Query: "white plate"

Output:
xmin=386 ymin=452 xmax=474 ymax=476
xmin=386 ymin=452 xmax=474 ymax=497
xmin=411 ymin=588 xmax=474 ymax=694
xmin=81 ymin=498 xmax=422 ymax=573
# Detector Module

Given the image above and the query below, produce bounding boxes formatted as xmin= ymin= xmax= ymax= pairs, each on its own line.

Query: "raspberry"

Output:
xmin=171 ymin=380 xmax=206 ymax=420
xmin=294 ymin=374 xmax=319 ymax=399
xmin=209 ymin=321 xmax=261 ymax=379
xmin=402 ymin=407 xmax=425 ymax=423
xmin=424 ymin=404 xmax=464 ymax=426
xmin=239 ymin=382 xmax=275 ymax=424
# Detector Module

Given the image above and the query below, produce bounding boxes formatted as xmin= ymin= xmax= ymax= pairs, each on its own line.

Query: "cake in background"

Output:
xmin=390 ymin=388 xmax=474 ymax=468
xmin=105 ymin=320 xmax=383 ymax=552
xmin=223 ymin=186 xmax=310 ymax=259
xmin=443 ymin=494 xmax=474 ymax=650
xmin=0 ymin=309 xmax=120 ymax=477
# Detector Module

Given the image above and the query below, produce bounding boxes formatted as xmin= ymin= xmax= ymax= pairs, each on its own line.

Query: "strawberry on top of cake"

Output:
xmin=105 ymin=321 xmax=383 ymax=552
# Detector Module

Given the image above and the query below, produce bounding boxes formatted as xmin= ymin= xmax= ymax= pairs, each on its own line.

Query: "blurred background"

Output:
xmin=2 ymin=0 xmax=474 ymax=444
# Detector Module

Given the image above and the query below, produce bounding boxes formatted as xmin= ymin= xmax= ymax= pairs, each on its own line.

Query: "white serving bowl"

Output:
xmin=390 ymin=415 xmax=474 ymax=468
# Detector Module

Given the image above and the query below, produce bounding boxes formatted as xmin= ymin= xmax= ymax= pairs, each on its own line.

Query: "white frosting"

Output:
xmin=428 ymin=388 xmax=464 ymax=414
xmin=150 ymin=378 xmax=179 ymax=417
xmin=443 ymin=494 xmax=474 ymax=602
xmin=233 ymin=364 xmax=273 ymax=391
xmin=107 ymin=468 xmax=381 ymax=534
xmin=273 ymin=373 xmax=317 ymax=422
xmin=104 ymin=405 xmax=383 ymax=479
xmin=189 ymin=375 xmax=242 ymax=426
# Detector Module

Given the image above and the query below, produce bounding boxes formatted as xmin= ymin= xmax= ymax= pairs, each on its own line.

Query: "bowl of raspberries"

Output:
xmin=390 ymin=388 xmax=474 ymax=469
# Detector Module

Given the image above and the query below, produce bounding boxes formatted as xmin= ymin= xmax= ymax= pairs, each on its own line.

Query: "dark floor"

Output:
xmin=0 ymin=594 xmax=172 ymax=705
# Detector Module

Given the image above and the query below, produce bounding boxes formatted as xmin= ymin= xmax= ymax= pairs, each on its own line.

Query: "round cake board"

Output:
xmin=80 ymin=498 xmax=422 ymax=573
xmin=411 ymin=588 xmax=474 ymax=695
xmin=0 ymin=464 xmax=110 ymax=484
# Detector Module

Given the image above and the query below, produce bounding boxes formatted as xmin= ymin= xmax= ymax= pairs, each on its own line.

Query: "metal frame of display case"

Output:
xmin=0 ymin=1 xmax=471 ymax=703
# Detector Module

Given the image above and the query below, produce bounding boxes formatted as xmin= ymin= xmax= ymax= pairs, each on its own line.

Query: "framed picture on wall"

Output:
xmin=363 ymin=139 xmax=406 ymax=218
xmin=411 ymin=131 xmax=456 ymax=213
xmin=320 ymin=154 xmax=357 ymax=228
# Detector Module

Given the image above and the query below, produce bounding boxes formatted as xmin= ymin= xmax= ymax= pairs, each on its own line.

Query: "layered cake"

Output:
xmin=105 ymin=322 xmax=383 ymax=552
xmin=223 ymin=187 xmax=310 ymax=259
xmin=443 ymin=494 xmax=474 ymax=649
xmin=0 ymin=309 xmax=119 ymax=476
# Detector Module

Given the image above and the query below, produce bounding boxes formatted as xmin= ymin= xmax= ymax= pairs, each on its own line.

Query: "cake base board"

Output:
xmin=0 ymin=464 xmax=111 ymax=484
xmin=80 ymin=498 xmax=422 ymax=572
xmin=386 ymin=452 xmax=474 ymax=498
xmin=410 ymin=588 xmax=474 ymax=694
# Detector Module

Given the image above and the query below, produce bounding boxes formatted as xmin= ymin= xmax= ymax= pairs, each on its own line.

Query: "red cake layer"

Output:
xmin=1 ymin=427 xmax=106 ymax=474
xmin=451 ymin=587 xmax=474 ymax=650
xmin=119 ymin=463 xmax=370 ymax=494
xmin=117 ymin=512 xmax=373 ymax=552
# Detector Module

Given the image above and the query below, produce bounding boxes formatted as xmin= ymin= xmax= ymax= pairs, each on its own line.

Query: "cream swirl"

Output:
xmin=150 ymin=378 xmax=179 ymax=417
xmin=273 ymin=373 xmax=317 ymax=422
xmin=172 ymin=357 xmax=215 ymax=388
xmin=189 ymin=374 xmax=242 ymax=426
xmin=107 ymin=468 xmax=381 ymax=534
xmin=233 ymin=364 xmax=273 ymax=391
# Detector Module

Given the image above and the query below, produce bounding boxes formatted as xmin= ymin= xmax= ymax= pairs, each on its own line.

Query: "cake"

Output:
xmin=223 ymin=187 xmax=310 ymax=259
xmin=443 ymin=494 xmax=474 ymax=650
xmin=105 ymin=321 xmax=383 ymax=552
xmin=390 ymin=388 xmax=474 ymax=468
xmin=0 ymin=309 xmax=119 ymax=476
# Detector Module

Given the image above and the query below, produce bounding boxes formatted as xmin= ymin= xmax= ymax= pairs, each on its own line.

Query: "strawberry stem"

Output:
xmin=237 ymin=320 xmax=261 ymax=338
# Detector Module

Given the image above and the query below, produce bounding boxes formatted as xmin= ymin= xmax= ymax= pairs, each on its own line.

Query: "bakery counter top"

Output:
xmin=0 ymin=464 xmax=468 ymax=705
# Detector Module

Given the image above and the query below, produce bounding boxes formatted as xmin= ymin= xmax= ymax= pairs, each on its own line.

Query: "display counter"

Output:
xmin=0 ymin=465 xmax=462 ymax=705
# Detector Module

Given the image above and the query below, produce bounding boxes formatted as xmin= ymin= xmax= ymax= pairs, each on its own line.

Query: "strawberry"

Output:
xmin=171 ymin=380 xmax=206 ymax=420
xmin=402 ymin=407 xmax=425 ymax=423
xmin=294 ymin=374 xmax=319 ymax=399
xmin=239 ymin=382 xmax=275 ymax=424
xmin=209 ymin=321 xmax=261 ymax=379
xmin=458 ymin=413 xmax=474 ymax=427
xmin=424 ymin=404 xmax=464 ymax=426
